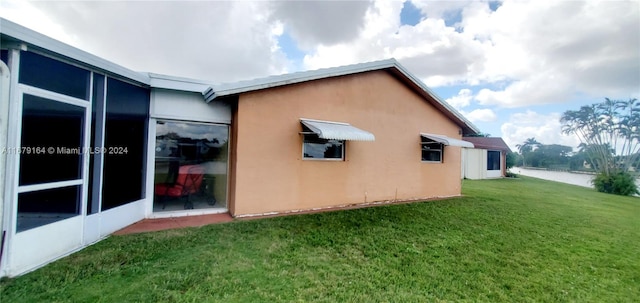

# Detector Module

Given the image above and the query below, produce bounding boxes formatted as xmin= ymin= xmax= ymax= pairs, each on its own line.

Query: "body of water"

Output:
xmin=512 ymin=168 xmax=640 ymax=194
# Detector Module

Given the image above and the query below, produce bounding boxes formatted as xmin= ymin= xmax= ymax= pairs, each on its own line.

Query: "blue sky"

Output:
xmin=2 ymin=0 xmax=638 ymax=151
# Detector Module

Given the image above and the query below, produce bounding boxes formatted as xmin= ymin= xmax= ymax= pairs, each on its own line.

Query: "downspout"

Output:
xmin=0 ymin=61 xmax=10 ymax=266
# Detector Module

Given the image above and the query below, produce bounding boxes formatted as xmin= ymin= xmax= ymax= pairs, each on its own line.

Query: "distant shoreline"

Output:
xmin=517 ymin=166 xmax=597 ymax=175
xmin=512 ymin=167 xmax=640 ymax=196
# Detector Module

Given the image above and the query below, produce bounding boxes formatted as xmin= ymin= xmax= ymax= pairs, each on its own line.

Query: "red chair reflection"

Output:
xmin=155 ymin=164 xmax=205 ymax=209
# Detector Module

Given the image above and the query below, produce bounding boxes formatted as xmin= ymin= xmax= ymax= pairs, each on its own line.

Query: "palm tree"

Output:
xmin=515 ymin=137 xmax=541 ymax=167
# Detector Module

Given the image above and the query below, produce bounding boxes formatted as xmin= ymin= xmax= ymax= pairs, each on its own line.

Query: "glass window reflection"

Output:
xmin=154 ymin=121 xmax=229 ymax=212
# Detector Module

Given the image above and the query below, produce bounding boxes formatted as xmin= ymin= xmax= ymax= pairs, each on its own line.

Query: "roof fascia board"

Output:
xmin=203 ymin=58 xmax=479 ymax=134
xmin=0 ymin=18 xmax=149 ymax=85
xmin=148 ymin=73 xmax=212 ymax=93
xmin=205 ymin=59 xmax=397 ymax=101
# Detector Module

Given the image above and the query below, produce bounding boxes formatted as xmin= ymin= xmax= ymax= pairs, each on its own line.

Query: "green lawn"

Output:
xmin=1 ymin=177 xmax=639 ymax=302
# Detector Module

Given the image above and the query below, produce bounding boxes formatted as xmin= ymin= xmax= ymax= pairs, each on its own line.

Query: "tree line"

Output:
xmin=513 ymin=98 xmax=638 ymax=196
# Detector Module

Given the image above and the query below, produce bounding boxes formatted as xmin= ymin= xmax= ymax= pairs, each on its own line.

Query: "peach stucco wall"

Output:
xmin=231 ymin=71 xmax=464 ymax=216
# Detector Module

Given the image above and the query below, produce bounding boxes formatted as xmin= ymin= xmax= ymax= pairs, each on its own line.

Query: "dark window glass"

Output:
xmin=19 ymin=51 xmax=90 ymax=100
xmin=1 ymin=49 xmax=8 ymax=65
xmin=101 ymin=78 xmax=149 ymax=211
xmin=303 ymin=134 xmax=344 ymax=159
xmin=19 ymin=94 xmax=84 ymax=185
xmin=17 ymin=185 xmax=81 ymax=232
xmin=487 ymin=150 xmax=501 ymax=170
xmin=421 ymin=137 xmax=442 ymax=162
xmin=87 ymin=73 xmax=105 ymax=214
xmin=154 ymin=121 xmax=229 ymax=212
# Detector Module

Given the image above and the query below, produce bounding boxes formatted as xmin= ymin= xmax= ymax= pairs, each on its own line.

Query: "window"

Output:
xmin=302 ymin=134 xmax=344 ymax=160
xmin=19 ymin=95 xmax=84 ymax=185
xmin=1 ymin=49 xmax=7 ymax=65
xmin=153 ymin=121 xmax=229 ymax=212
xmin=487 ymin=150 xmax=501 ymax=170
xmin=421 ymin=137 xmax=443 ymax=162
xmin=19 ymin=51 xmax=90 ymax=100
xmin=17 ymin=94 xmax=85 ymax=232
xmin=101 ymin=77 xmax=149 ymax=211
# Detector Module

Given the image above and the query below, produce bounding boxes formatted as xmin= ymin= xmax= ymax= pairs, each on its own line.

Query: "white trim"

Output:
xmin=8 ymin=216 xmax=83 ymax=277
xmin=203 ymin=58 xmax=480 ymax=135
xmin=6 ymin=48 xmax=22 ymax=247
xmin=91 ymin=73 xmax=107 ymax=214
xmin=420 ymin=133 xmax=474 ymax=148
xmin=78 ymin=74 xmax=92 ymax=245
xmin=0 ymin=49 xmax=21 ymax=276
xmin=17 ymin=179 xmax=83 ymax=194
xmin=99 ymin=199 xmax=146 ymax=236
xmin=207 ymin=60 xmax=399 ymax=100
xmin=300 ymin=118 xmax=375 ymax=141
xmin=18 ymin=84 xmax=90 ymax=108
xmin=149 ymin=207 xmax=228 ymax=219
xmin=148 ymin=73 xmax=211 ymax=93
xmin=145 ymin=118 xmax=157 ymax=217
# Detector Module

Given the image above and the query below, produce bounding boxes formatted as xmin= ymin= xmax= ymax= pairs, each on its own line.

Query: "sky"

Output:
xmin=1 ymin=0 xmax=638 ymax=151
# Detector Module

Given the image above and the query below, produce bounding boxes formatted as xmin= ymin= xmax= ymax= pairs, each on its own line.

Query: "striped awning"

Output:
xmin=421 ymin=133 xmax=474 ymax=148
xmin=301 ymin=118 xmax=375 ymax=141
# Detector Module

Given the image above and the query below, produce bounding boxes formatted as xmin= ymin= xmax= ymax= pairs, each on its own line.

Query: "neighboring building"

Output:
xmin=0 ymin=18 xmax=479 ymax=277
xmin=461 ymin=137 xmax=511 ymax=179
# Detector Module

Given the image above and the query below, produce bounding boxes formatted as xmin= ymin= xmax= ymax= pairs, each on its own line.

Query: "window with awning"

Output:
xmin=420 ymin=133 xmax=473 ymax=163
xmin=300 ymin=118 xmax=375 ymax=160
xmin=300 ymin=118 xmax=375 ymax=141
xmin=420 ymin=133 xmax=474 ymax=148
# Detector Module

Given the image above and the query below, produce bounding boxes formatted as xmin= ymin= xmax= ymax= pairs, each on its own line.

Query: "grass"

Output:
xmin=1 ymin=177 xmax=639 ymax=302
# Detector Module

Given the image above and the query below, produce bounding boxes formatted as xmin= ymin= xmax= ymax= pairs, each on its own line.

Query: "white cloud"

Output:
xmin=304 ymin=0 xmax=639 ymax=105
xmin=464 ymin=108 xmax=497 ymax=123
xmin=464 ymin=0 xmax=639 ymax=106
xmin=1 ymin=0 xmax=637 ymax=109
xmin=474 ymin=71 xmax=572 ymax=108
xmin=302 ymin=0 xmax=487 ymax=87
xmin=268 ymin=1 xmax=372 ymax=49
xmin=1 ymin=1 xmax=291 ymax=82
xmin=501 ymin=110 xmax=580 ymax=152
xmin=444 ymin=88 xmax=472 ymax=110
xmin=0 ymin=0 xmax=77 ymax=46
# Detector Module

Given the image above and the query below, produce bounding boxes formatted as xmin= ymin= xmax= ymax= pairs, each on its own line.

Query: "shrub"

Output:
xmin=505 ymin=172 xmax=518 ymax=178
xmin=592 ymin=171 xmax=639 ymax=196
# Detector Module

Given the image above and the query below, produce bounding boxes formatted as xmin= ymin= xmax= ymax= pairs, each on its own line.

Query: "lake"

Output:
xmin=511 ymin=168 xmax=640 ymax=195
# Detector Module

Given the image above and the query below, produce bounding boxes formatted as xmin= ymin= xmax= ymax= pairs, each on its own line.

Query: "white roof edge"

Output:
xmin=205 ymin=58 xmax=398 ymax=101
xmin=204 ymin=58 xmax=479 ymax=134
xmin=0 ymin=17 xmax=149 ymax=85
xmin=148 ymin=73 xmax=213 ymax=93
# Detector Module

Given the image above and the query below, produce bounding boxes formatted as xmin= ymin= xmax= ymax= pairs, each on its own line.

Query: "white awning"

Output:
xmin=301 ymin=118 xmax=375 ymax=141
xmin=421 ymin=133 xmax=474 ymax=148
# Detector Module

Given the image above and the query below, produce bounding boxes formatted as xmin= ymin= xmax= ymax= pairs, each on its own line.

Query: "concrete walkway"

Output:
xmin=113 ymin=213 xmax=234 ymax=235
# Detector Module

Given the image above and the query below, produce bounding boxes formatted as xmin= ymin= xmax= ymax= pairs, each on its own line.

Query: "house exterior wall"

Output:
xmin=230 ymin=71 xmax=464 ymax=216
xmin=150 ymin=88 xmax=231 ymax=124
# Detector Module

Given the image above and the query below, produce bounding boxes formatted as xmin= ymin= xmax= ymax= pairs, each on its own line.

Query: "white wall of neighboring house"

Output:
xmin=462 ymin=148 xmax=505 ymax=180
xmin=462 ymin=148 xmax=486 ymax=179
